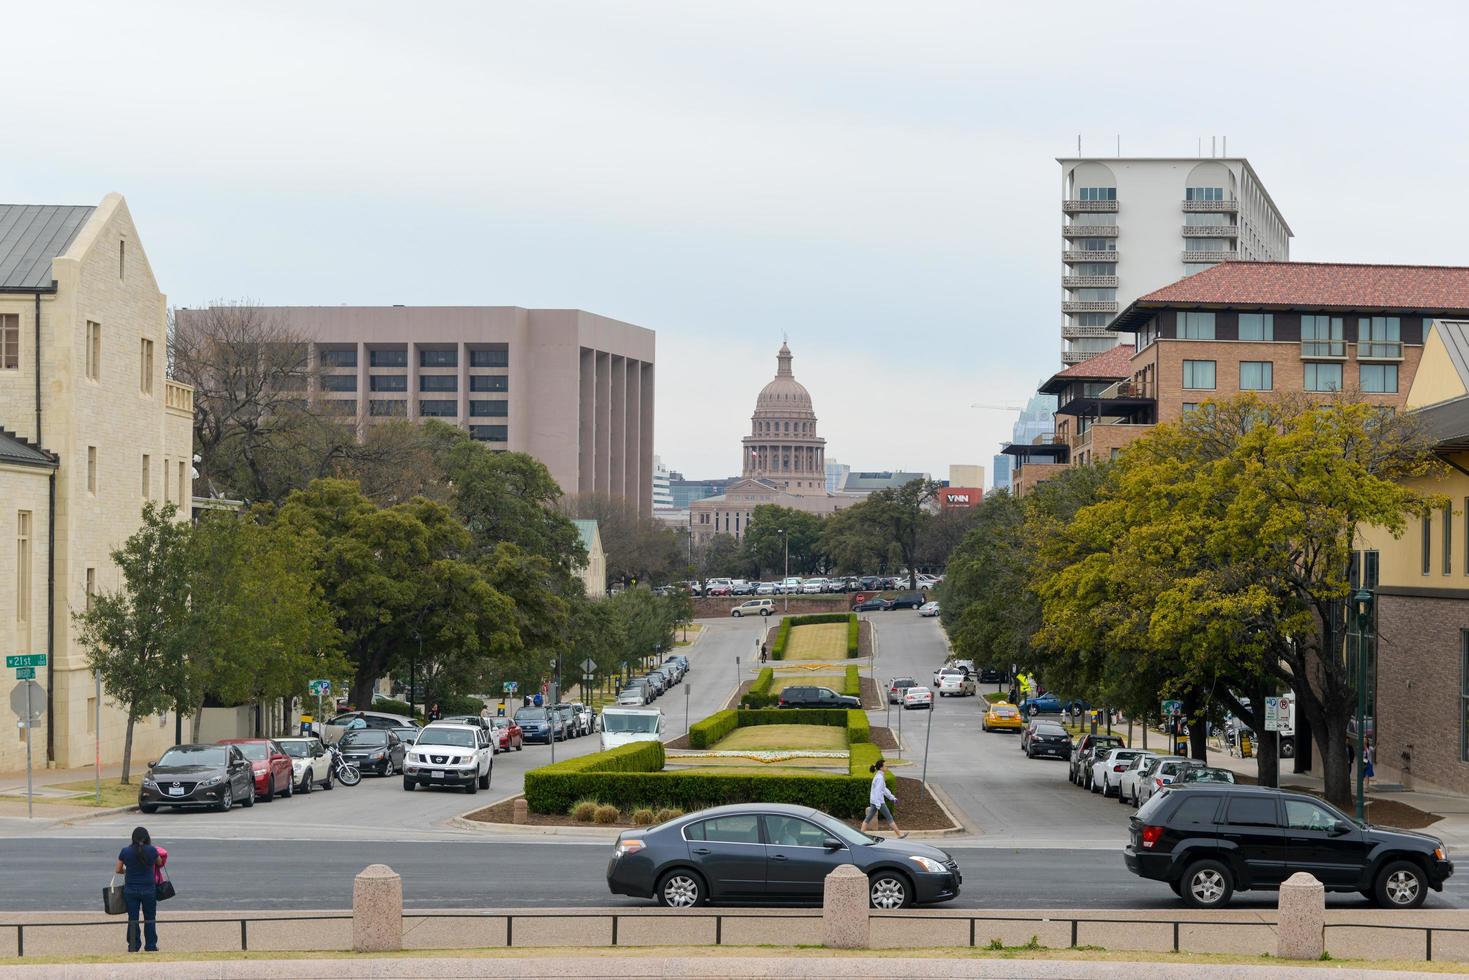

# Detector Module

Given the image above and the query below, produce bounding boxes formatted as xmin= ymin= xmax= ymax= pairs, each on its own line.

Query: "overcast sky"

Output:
xmin=8 ymin=2 xmax=1469 ymax=484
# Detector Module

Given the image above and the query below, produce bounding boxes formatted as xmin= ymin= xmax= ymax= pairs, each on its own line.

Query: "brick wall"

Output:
xmin=1376 ymin=592 xmax=1469 ymax=795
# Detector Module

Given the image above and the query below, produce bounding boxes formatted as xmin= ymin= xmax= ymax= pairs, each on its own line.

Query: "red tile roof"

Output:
xmin=1040 ymin=344 xmax=1134 ymax=392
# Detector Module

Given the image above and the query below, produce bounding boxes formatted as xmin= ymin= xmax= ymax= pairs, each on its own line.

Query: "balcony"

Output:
xmin=1063 ymin=199 xmax=1119 ymax=213
xmin=1062 ymin=324 xmax=1118 ymax=340
xmin=1181 ymin=250 xmax=1238 ymax=263
xmin=1062 ymin=275 xmax=1118 ymax=288
xmin=1062 ymin=224 xmax=1119 ymax=238
xmin=1301 ymin=340 xmax=1347 ymax=359
xmin=1061 ymin=301 xmax=1118 ymax=315
xmin=164 ymin=379 xmax=194 ymax=417
xmin=1182 ymin=199 xmax=1239 ymax=212
xmin=1061 ymin=349 xmax=1097 ymax=365
xmin=1064 ymin=250 xmax=1119 ymax=263
xmin=1358 ymin=341 xmax=1404 ymax=361
xmin=1180 ymin=225 xmax=1238 ymax=237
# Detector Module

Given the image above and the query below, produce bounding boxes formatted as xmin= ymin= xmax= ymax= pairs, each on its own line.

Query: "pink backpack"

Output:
xmin=154 ymin=845 xmax=168 ymax=885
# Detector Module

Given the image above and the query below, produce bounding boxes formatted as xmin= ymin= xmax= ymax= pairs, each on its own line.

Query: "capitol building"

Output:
xmin=689 ymin=343 xmax=858 ymax=544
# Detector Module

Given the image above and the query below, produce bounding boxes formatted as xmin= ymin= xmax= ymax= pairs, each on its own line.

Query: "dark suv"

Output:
xmin=1070 ymin=733 xmax=1125 ymax=787
xmin=1124 ymin=784 xmax=1453 ymax=909
xmin=777 ymin=686 xmax=861 ymax=710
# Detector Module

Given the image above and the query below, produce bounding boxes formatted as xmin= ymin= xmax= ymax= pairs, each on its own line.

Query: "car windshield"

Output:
xmin=812 ymin=812 xmax=879 ymax=847
xmin=418 ymin=727 xmax=477 ymax=748
xmin=517 ymin=708 xmax=548 ymax=720
xmin=278 ymin=741 xmax=315 ymax=758
xmin=158 ymin=746 xmax=226 ymax=767
xmin=341 ymin=731 xmax=387 ymax=746
xmin=892 ymin=678 xmax=915 ymax=688
xmin=602 ymin=713 xmax=660 ymax=733
xmin=230 ymin=743 xmax=269 ymax=761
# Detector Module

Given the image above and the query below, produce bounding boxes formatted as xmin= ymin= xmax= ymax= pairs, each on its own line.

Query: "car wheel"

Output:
xmin=479 ymin=768 xmax=490 ymax=789
xmin=242 ymin=782 xmax=255 ymax=808
xmin=731 ymin=611 xmax=741 ymax=618
xmin=402 ymin=776 xmax=415 ymax=791
xmin=1374 ymin=860 xmax=1427 ymax=909
xmin=323 ymin=769 xmax=334 ymax=790
xmin=140 ymin=802 xmax=158 ymax=814
xmin=282 ymin=773 xmax=293 ymax=798
xmin=762 ymin=609 xmax=771 ymax=616
xmin=1118 ymin=787 xmax=1130 ymax=805
xmin=1180 ymin=859 xmax=1233 ymax=909
xmin=868 ymin=871 xmax=912 ymax=910
xmin=466 ymin=778 xmax=478 ymax=794
xmin=657 ymin=869 xmax=706 ymax=908
xmin=299 ymin=773 xmax=311 ymax=794
xmin=218 ymin=785 xmax=234 ymax=812
xmin=261 ymin=777 xmax=274 ymax=803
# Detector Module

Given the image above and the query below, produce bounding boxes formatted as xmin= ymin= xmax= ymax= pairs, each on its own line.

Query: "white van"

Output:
xmin=600 ymin=707 xmax=664 ymax=751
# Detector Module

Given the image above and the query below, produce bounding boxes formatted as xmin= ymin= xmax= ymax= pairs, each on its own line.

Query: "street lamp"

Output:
xmin=777 ymin=528 xmax=790 ymax=613
xmin=1353 ymin=588 xmax=1374 ymax=821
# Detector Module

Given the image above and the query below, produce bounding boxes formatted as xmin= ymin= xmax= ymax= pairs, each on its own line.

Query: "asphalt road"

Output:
xmin=11 ymin=838 xmax=1467 ymax=911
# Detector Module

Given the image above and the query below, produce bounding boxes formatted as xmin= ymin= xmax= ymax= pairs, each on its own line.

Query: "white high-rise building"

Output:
xmin=1059 ymin=155 xmax=1292 ymax=364
xmin=652 ymin=455 xmax=673 ymax=510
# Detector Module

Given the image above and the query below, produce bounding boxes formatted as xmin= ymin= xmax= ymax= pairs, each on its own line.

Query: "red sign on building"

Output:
xmin=939 ymin=487 xmax=981 ymax=509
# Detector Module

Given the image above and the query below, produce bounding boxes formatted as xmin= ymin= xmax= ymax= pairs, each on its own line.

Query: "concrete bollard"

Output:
xmin=352 ymin=864 xmax=403 ymax=952
xmin=822 ymin=864 xmax=870 ymax=949
xmin=1276 ymin=871 xmax=1325 ymax=960
xmin=513 ymin=798 xmax=529 ymax=824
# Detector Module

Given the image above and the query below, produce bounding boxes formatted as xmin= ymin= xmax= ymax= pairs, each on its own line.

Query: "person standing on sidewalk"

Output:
xmin=859 ymin=760 xmax=906 ymax=839
xmin=114 ymin=826 xmax=162 ymax=952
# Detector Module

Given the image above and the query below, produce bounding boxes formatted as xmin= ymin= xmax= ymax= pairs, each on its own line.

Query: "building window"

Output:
xmin=1358 ymin=316 xmax=1402 ymax=359
xmin=322 ymin=374 xmax=357 ymax=392
xmin=369 ymin=349 xmax=407 ymax=368
xmin=469 ymin=400 xmax=508 ymax=417
xmin=470 ymin=348 xmax=510 ymax=368
xmin=324 ymin=399 xmax=357 ymax=415
xmin=178 ymin=460 xmax=187 ymax=504
xmin=87 ymin=446 xmax=97 ymax=493
xmin=1184 ymin=212 xmax=1229 ymax=227
xmin=1185 ymin=186 xmax=1224 ymax=201
xmin=369 ymin=375 xmax=407 ymax=392
xmin=1446 ymin=504 xmax=1454 ymax=576
xmin=419 ymin=375 xmax=458 ymax=392
xmin=0 ymin=313 xmax=17 ymax=370
xmin=86 ymin=321 xmax=101 ymax=380
xmin=469 ymin=375 xmax=508 ymax=392
xmin=1076 ymin=313 xmax=1109 ymax=326
xmin=1239 ymin=313 xmax=1274 ymax=341
xmin=85 ymin=567 xmax=95 ymax=611
xmin=1181 ymin=402 xmax=1199 ymax=415
xmin=369 ymin=399 xmax=406 ymax=417
xmin=320 ymin=348 xmax=357 ymax=368
xmin=1424 ymin=511 xmax=1433 ymax=576
xmin=419 ymin=399 xmax=457 ymax=417
xmin=1305 ymin=362 xmax=1343 ymax=392
xmin=141 ymin=454 xmax=150 ymax=499
xmin=419 ymin=349 xmax=457 ymax=368
xmin=1179 ymin=312 xmax=1216 ymax=340
xmin=1182 ymin=360 xmax=1216 ymax=390
xmin=163 ymin=456 xmax=171 ymax=503
xmin=1239 ymin=361 xmax=1273 ymax=391
xmin=469 ymin=425 xmax=507 ymax=443
xmin=17 ymin=511 xmax=32 ymax=635
xmin=1359 ymin=363 xmax=1398 ymax=393
xmin=118 ymin=240 xmax=125 ymax=279
xmin=1076 ymin=187 xmax=1116 ymax=201
xmin=1302 ymin=315 xmax=1345 ymax=358
xmin=1076 ymin=238 xmax=1115 ymax=252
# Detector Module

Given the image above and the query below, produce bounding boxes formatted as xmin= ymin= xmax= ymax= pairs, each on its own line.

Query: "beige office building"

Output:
xmin=175 ymin=305 xmax=656 ymax=513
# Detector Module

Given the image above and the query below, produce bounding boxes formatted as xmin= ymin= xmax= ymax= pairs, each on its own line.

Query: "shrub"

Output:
xmin=750 ymin=668 xmax=775 ymax=695
xmin=689 ymin=710 xmax=738 ymax=749
xmin=769 ymin=618 xmax=793 ymax=660
xmin=435 ymin=693 xmax=489 ymax=717
xmin=369 ymin=697 xmax=413 ymax=717
xmin=842 ymin=665 xmax=861 ymax=698
xmin=735 ymin=707 xmax=848 ymax=728
xmin=524 ymin=741 xmax=666 ymax=813
xmin=653 ymin=807 xmax=683 ymax=823
xmin=849 ymin=742 xmax=893 ymax=797
xmin=847 ymin=616 xmax=860 ymax=657
xmin=787 ymin=613 xmax=854 ymax=627
xmin=632 ymin=807 xmax=656 ymax=825
xmin=533 ymin=770 xmax=874 ymax=819
xmin=744 ymin=670 xmax=780 ymax=708
xmin=594 ymin=804 xmax=621 ymax=824
xmin=570 ymin=800 xmax=599 ymax=822
xmin=846 ymin=708 xmax=871 ymax=744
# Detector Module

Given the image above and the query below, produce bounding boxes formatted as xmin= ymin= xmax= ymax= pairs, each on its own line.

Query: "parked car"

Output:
xmin=780 ymin=576 xmax=804 ymax=594
xmin=606 ymin=803 xmax=961 ymax=908
xmin=439 ymin=714 xmax=490 ymax=732
xmin=1069 ymin=733 xmax=1126 ymax=787
xmin=887 ymin=591 xmax=927 ymax=610
xmin=515 ymin=706 xmax=565 ymax=743
xmin=886 ymin=677 xmax=917 ymax=705
xmin=799 ymin=578 xmax=826 ymax=594
xmin=390 ymin=726 xmax=422 ymax=750
xmin=640 ymin=673 xmax=666 ymax=698
xmin=977 ymin=666 xmax=1006 ymax=684
xmin=730 ymin=579 xmax=756 ymax=596
xmin=704 ymin=578 xmax=734 ymax=596
xmin=276 ymin=736 xmax=334 ymax=793
xmin=573 ymin=702 xmax=598 ymax=735
xmin=852 ymin=596 xmax=892 ymax=612
xmin=1018 ymin=693 xmax=1061 ymax=716
xmin=322 ymin=710 xmax=418 ymax=745
xmin=617 ymin=681 xmax=651 ymax=706
xmin=1117 ymin=752 xmax=1161 ymax=806
xmin=139 ymin=743 xmax=257 ymax=813
xmin=777 ymin=686 xmax=861 ymax=710
xmin=218 ymin=738 xmax=296 ymax=802
xmin=918 ymin=601 xmax=940 ymax=617
xmin=1124 ymin=784 xmax=1454 ymax=909
xmin=1176 ymin=767 xmax=1238 ymax=785
xmin=902 ymin=686 xmax=934 ymax=710
xmin=1135 ymin=757 xmax=1204 ymax=806
xmin=488 ymin=716 xmax=524 ymax=752
xmin=336 ymin=729 xmax=407 ymax=776
xmin=1023 ymin=721 xmax=1072 ymax=760
xmin=1091 ymin=747 xmax=1144 ymax=797
xmin=755 ymin=581 xmax=777 ymax=595
xmin=403 ymin=722 xmax=493 ymax=793
xmin=553 ymin=703 xmax=583 ymax=737
xmin=931 ymin=668 xmax=976 ymax=698
xmin=982 ymin=701 xmax=1023 ymax=733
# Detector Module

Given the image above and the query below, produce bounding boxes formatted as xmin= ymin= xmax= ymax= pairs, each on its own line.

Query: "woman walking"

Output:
xmin=859 ymin=759 xmax=906 ymax=838
xmin=114 ymin=826 xmax=162 ymax=953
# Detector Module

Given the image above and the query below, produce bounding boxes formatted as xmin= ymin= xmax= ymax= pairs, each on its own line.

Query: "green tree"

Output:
xmin=741 ymin=506 xmax=825 ymax=576
xmin=563 ymin=492 xmax=684 ymax=586
xmin=821 ymin=503 xmax=890 ymax=574
xmin=697 ymin=533 xmax=747 ymax=578
xmin=72 ymin=503 xmax=193 ymax=783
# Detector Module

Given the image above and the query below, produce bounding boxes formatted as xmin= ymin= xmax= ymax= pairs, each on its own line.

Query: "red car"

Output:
xmin=218 ymin=738 xmax=294 ymax=802
xmin=490 ymin=717 xmax=524 ymax=752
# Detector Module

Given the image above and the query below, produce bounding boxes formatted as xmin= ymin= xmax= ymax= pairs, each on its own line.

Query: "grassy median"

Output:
xmin=712 ymin=724 xmax=847 ymax=752
xmin=782 ymin=623 xmax=849 ymax=660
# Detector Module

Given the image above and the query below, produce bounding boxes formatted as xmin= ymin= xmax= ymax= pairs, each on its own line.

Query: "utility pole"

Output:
xmin=1354 ymin=588 xmax=1373 ymax=821
xmin=778 ymin=528 xmax=790 ymax=613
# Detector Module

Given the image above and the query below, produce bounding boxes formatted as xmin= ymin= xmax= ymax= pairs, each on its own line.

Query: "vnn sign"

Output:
xmin=939 ymin=487 xmax=982 ymax=509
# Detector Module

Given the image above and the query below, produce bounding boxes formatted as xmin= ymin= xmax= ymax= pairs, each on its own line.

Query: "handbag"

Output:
xmin=103 ymin=876 xmax=126 ymax=915
xmin=156 ymin=867 xmax=176 ymax=902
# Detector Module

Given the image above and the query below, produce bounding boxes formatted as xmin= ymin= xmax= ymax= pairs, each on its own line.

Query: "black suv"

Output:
xmin=1124 ymin=784 xmax=1453 ymax=909
xmin=777 ymin=686 xmax=861 ymax=709
xmin=1070 ymin=733 xmax=1126 ymax=788
xmin=888 ymin=591 xmax=927 ymax=610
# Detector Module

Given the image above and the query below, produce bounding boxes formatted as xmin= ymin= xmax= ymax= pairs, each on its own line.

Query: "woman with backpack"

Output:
xmin=114 ymin=826 xmax=163 ymax=952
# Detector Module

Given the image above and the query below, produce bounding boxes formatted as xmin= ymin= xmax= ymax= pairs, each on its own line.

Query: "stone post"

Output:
xmin=822 ymin=864 xmax=870 ymax=949
xmin=352 ymin=864 xmax=403 ymax=953
xmin=1276 ymin=871 xmax=1325 ymax=960
xmin=513 ymin=798 xmax=529 ymax=824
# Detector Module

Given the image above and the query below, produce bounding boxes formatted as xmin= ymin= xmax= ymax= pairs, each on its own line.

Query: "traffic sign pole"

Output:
xmin=24 ymin=682 xmax=32 ymax=819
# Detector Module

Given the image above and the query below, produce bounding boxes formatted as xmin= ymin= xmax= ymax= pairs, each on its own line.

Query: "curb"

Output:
xmin=909 ymin=780 xmax=969 ymax=838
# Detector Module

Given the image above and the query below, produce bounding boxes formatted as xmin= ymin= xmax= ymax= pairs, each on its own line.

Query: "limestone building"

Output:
xmin=690 ymin=343 xmax=856 ymax=543
xmin=0 ymin=194 xmax=195 ymax=771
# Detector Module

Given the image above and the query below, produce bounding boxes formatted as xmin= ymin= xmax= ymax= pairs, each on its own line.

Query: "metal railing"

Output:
xmin=1358 ymin=341 xmax=1404 ymax=360
xmin=1302 ymin=340 xmax=1347 ymax=359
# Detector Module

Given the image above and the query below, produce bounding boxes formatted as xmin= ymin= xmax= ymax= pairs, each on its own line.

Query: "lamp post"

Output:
xmin=1353 ymin=587 xmax=1373 ymax=821
xmin=778 ymin=528 xmax=790 ymax=613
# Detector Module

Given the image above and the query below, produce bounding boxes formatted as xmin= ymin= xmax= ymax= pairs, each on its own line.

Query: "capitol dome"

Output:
xmin=742 ymin=342 xmax=826 ymax=492
xmin=754 ymin=343 xmax=815 ymax=417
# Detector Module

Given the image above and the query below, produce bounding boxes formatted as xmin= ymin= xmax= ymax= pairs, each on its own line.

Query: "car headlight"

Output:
xmin=1435 ymin=846 xmax=1448 ymax=861
xmin=614 ymin=839 xmax=645 ymax=858
xmin=142 ymin=778 xmax=157 ymax=789
xmin=909 ymin=855 xmax=947 ymax=873
xmin=199 ymin=775 xmax=223 ymax=787
xmin=372 ymin=751 xmax=386 ymax=760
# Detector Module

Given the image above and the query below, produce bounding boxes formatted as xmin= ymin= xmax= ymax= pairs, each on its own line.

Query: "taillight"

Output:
xmin=1140 ymin=825 xmax=1164 ymax=849
xmin=1113 ymin=765 xmax=1125 ymax=772
xmin=1155 ymin=777 xmax=1164 ymax=787
xmin=778 ymin=698 xmax=786 ymax=706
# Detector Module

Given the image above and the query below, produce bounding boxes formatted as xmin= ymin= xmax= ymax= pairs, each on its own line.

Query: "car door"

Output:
xmin=1283 ymin=798 xmax=1369 ymax=887
xmin=761 ymin=814 xmax=848 ymax=897
xmin=1218 ymin=795 xmax=1288 ymax=887
xmin=685 ymin=814 xmax=766 ymax=899
xmin=387 ymin=732 xmax=404 ymax=769
xmin=229 ymin=747 xmax=252 ymax=798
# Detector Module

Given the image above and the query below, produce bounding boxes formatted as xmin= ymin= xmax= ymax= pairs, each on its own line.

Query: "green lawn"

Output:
xmin=667 ymin=755 xmax=842 ymax=769
xmin=0 ymin=778 xmax=138 ymax=808
xmin=673 ymin=766 xmax=833 ymax=777
xmin=783 ymin=623 xmax=849 ymax=660
xmin=713 ymin=724 xmax=848 ymax=751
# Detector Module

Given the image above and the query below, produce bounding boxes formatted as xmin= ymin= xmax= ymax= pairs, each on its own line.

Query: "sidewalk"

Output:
xmin=0 ymin=763 xmax=134 ymax=827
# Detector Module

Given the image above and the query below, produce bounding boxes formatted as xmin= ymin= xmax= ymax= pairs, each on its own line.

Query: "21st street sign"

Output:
xmin=6 ymin=655 xmax=46 ymax=669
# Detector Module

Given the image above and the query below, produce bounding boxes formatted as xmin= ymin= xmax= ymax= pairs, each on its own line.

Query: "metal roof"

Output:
xmin=0 ymin=427 xmax=57 ymax=469
xmin=0 ymin=205 xmax=96 ymax=289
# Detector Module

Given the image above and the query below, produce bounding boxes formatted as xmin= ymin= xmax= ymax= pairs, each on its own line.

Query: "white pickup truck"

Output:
xmin=600 ymin=707 xmax=664 ymax=751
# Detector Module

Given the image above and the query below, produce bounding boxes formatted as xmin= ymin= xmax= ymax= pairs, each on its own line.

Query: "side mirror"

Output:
xmin=146 ymin=761 xmax=157 ymax=769
xmin=1331 ymin=821 xmax=1352 ymax=837
xmin=823 ymin=837 xmax=844 ymax=851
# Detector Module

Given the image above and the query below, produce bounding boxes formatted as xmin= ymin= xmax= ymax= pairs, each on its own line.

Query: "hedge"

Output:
xmin=435 ymin=693 xmax=490 ymax=717
xmin=370 ymin=697 xmax=414 ymax=717
xmin=769 ymin=618 xmax=793 ymax=660
xmin=843 ymin=665 xmax=861 ymax=698
xmin=689 ymin=710 xmax=738 ymax=749
xmin=845 ymin=708 xmax=870 ymax=744
xmin=847 ymin=616 xmax=860 ymax=657
xmin=769 ymin=613 xmax=859 ymax=661
xmin=691 ymin=707 xmax=868 ymax=748
xmin=741 ymin=668 xmax=779 ymax=709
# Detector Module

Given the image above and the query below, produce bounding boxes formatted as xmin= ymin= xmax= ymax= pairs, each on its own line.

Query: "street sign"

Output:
xmin=308 ymin=679 xmax=331 ymax=696
xmin=9 ymin=681 xmax=44 ymax=723
xmin=502 ymin=681 xmax=519 ymax=694
xmin=1264 ymin=696 xmax=1280 ymax=732
xmin=1160 ymin=699 xmax=1183 ymax=718
xmin=580 ymin=658 xmax=597 ymax=675
xmin=6 ymin=654 xmax=46 ymax=669
xmin=14 ymin=668 xmax=34 ymax=680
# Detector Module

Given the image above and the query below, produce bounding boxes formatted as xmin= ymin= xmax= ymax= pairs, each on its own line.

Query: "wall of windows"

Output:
xmin=370 ymin=375 xmax=407 ymax=392
xmin=469 ymin=375 xmax=508 ymax=392
xmin=322 ymin=374 xmax=357 ymax=392
xmin=1239 ymin=361 xmax=1273 ymax=390
xmin=1077 ymin=187 xmax=1116 ymax=201
xmin=470 ymin=348 xmax=509 ymax=368
xmin=1184 ymin=212 xmax=1230 ymax=226
xmin=1239 ymin=313 xmax=1274 ymax=341
xmin=1360 ymin=363 xmax=1398 ymax=393
xmin=419 ymin=349 xmax=457 ymax=368
xmin=420 ymin=375 xmax=458 ymax=392
xmin=1359 ymin=316 xmax=1402 ymax=358
xmin=1185 ymin=186 xmax=1224 ymax=201
xmin=469 ymin=425 xmax=508 ymax=442
xmin=1305 ymin=362 xmax=1343 ymax=392
xmin=1301 ymin=315 xmax=1346 ymax=358
xmin=1182 ymin=359 xmax=1216 ymax=389
xmin=419 ymin=399 xmax=457 ymax=417
xmin=320 ymin=348 xmax=357 ymax=368
xmin=1184 ymin=238 xmax=1230 ymax=252
xmin=1179 ymin=312 xmax=1216 ymax=339
xmin=469 ymin=400 xmax=508 ymax=417
xmin=1075 ymin=238 xmax=1116 ymax=252
xmin=369 ymin=349 xmax=407 ymax=368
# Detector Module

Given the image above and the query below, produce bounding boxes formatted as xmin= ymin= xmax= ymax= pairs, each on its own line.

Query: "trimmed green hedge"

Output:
xmin=846 ymin=708 xmax=870 ymax=744
xmin=751 ymin=668 xmax=775 ymax=695
xmin=528 ymin=770 xmax=873 ymax=817
xmin=692 ymin=707 xmax=869 ymax=747
xmin=689 ymin=710 xmax=738 ymax=749
xmin=370 ymin=697 xmax=414 ymax=717
xmin=847 ymin=616 xmax=859 ymax=657
xmin=770 ymin=618 xmax=793 ymax=660
xmin=530 ymin=739 xmax=666 ymax=776
xmin=734 ymin=707 xmax=848 ymax=727
xmin=769 ymin=613 xmax=859 ymax=661
xmin=741 ymin=667 xmax=779 ymax=709
xmin=843 ymin=665 xmax=861 ymax=698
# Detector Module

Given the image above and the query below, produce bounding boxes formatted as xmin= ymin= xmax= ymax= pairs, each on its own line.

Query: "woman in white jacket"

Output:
xmin=859 ymin=759 xmax=906 ymax=838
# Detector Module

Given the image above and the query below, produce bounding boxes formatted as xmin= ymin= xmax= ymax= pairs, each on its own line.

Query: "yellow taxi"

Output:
xmin=983 ymin=700 xmax=1024 ymax=733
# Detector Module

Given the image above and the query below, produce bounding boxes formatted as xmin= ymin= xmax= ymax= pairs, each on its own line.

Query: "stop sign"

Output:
xmin=9 ymin=681 xmax=45 ymax=723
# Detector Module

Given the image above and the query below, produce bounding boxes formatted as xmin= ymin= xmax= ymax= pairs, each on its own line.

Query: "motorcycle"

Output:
xmin=328 ymin=744 xmax=361 ymax=786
